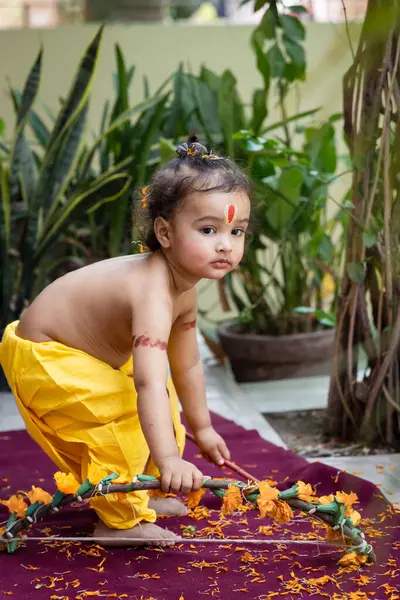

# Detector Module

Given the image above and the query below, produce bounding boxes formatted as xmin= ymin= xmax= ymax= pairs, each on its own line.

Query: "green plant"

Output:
xmin=225 ymin=122 xmax=348 ymax=335
xmin=192 ymin=0 xmax=351 ymax=335
xmin=0 ymin=26 xmax=134 ymax=329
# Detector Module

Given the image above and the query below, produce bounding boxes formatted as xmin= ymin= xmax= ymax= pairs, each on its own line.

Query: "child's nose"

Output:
xmin=216 ymin=236 xmax=232 ymax=253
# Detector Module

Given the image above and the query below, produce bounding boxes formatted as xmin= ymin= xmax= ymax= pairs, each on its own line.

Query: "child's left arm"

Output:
xmin=168 ymin=294 xmax=230 ymax=467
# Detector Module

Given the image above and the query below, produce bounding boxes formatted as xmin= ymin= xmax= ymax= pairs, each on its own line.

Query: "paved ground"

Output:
xmin=1 ymin=333 xmax=399 ymax=503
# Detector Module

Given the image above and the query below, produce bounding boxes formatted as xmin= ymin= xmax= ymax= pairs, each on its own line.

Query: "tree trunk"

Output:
xmin=326 ymin=0 xmax=400 ymax=448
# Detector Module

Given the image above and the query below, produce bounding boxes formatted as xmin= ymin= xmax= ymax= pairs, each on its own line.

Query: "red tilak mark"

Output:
xmin=181 ymin=320 xmax=196 ymax=331
xmin=225 ymin=204 xmax=236 ymax=224
xmin=132 ymin=335 xmax=168 ymax=351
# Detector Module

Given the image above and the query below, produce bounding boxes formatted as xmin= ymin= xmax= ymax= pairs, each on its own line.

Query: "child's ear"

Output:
xmin=154 ymin=217 xmax=172 ymax=248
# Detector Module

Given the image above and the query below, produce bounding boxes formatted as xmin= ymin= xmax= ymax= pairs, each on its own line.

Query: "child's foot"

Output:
xmin=93 ymin=519 xmax=180 ymax=548
xmin=149 ymin=496 xmax=188 ymax=517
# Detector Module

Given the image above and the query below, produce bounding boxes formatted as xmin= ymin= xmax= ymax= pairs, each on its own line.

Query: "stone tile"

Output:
xmin=309 ymin=454 xmax=400 ymax=504
xmin=239 ymin=375 xmax=330 ymax=413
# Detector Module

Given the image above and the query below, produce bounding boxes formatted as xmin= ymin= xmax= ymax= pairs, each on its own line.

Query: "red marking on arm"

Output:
xmin=181 ymin=320 xmax=196 ymax=331
xmin=132 ymin=335 xmax=168 ymax=351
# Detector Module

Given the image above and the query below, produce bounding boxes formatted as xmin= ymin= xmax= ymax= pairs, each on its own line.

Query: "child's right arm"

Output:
xmin=132 ymin=292 xmax=203 ymax=496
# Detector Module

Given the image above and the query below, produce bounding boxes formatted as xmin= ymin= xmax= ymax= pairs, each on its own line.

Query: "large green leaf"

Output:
xmin=9 ymin=49 xmax=42 ymax=205
xmin=36 ymin=173 xmax=131 ymax=260
xmin=38 ymin=101 xmax=89 ymax=218
xmin=46 ymin=25 xmax=104 ymax=154
xmin=251 ymin=88 xmax=268 ymax=136
xmin=218 ymin=70 xmax=243 ymax=158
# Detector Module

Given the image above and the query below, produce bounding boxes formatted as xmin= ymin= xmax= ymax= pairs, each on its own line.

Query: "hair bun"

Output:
xmin=176 ymin=141 xmax=209 ymax=159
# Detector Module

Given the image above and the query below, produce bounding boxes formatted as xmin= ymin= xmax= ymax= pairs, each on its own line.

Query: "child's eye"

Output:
xmin=232 ymin=228 xmax=245 ymax=236
xmin=200 ymin=227 xmax=216 ymax=235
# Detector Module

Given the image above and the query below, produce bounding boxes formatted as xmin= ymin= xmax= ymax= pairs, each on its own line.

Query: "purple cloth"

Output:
xmin=0 ymin=414 xmax=398 ymax=599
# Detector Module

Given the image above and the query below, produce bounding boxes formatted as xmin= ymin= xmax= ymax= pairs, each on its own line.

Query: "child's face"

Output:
xmin=168 ymin=190 xmax=251 ymax=280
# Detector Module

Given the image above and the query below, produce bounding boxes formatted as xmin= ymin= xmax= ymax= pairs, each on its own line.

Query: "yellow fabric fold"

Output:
xmin=0 ymin=321 xmax=185 ymax=529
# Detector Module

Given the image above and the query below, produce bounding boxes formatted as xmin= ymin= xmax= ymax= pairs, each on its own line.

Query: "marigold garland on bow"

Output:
xmin=0 ymin=472 xmax=375 ymax=564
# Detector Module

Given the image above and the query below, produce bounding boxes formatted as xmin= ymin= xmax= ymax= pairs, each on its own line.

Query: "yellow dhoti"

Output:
xmin=0 ymin=321 xmax=185 ymax=529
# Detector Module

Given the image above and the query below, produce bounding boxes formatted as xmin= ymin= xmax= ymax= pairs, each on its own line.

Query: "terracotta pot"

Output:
xmin=217 ymin=321 xmax=336 ymax=383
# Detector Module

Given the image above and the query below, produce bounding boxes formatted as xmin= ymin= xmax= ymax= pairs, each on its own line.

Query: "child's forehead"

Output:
xmin=183 ymin=190 xmax=250 ymax=217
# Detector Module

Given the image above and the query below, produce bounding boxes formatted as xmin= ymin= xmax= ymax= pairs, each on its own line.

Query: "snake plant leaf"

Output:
xmin=40 ymin=102 xmax=89 ymax=221
xmin=33 ymin=27 xmax=105 ymax=216
xmin=8 ymin=49 xmax=42 ymax=206
xmin=45 ymin=25 xmax=104 ymax=155
xmin=11 ymin=89 xmax=50 ymax=149
xmin=79 ymin=95 xmax=165 ymax=179
xmin=36 ymin=173 xmax=131 ymax=261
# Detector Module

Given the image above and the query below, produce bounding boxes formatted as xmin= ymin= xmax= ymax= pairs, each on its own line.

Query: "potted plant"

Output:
xmin=207 ymin=0 xmax=352 ymax=381
xmin=217 ymin=122 xmax=350 ymax=382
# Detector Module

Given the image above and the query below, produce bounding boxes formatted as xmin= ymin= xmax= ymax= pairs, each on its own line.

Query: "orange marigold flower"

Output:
xmin=274 ymin=499 xmax=293 ymax=525
xmin=54 ymin=472 xmax=80 ymax=495
xmin=319 ymin=494 xmax=334 ymax=504
xmin=257 ymin=481 xmax=279 ymax=518
xmin=27 ymin=486 xmax=53 ymax=505
xmin=338 ymin=551 xmax=368 ymax=567
xmin=222 ymin=485 xmax=243 ymax=515
xmin=336 ymin=490 xmax=358 ymax=508
xmin=296 ymin=481 xmax=316 ymax=502
xmin=0 ymin=494 xmax=28 ymax=517
xmin=187 ymin=488 xmax=206 ymax=509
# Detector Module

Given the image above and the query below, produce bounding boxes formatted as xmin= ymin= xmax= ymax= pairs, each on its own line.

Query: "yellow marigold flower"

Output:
xmin=257 ymin=481 xmax=279 ymax=518
xmin=296 ymin=481 xmax=316 ymax=502
xmin=348 ymin=509 xmax=362 ymax=526
xmin=54 ymin=472 xmax=80 ymax=495
xmin=222 ymin=485 xmax=243 ymax=515
xmin=27 ymin=486 xmax=53 ymax=505
xmin=336 ymin=491 xmax=358 ymax=510
xmin=0 ymin=494 xmax=28 ymax=517
xmin=87 ymin=465 xmax=109 ymax=485
xmin=187 ymin=488 xmax=206 ymax=509
xmin=319 ymin=494 xmax=334 ymax=504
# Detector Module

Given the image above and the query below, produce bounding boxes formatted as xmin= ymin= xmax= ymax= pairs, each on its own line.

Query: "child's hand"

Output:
xmin=195 ymin=426 xmax=231 ymax=466
xmin=159 ymin=456 xmax=204 ymax=495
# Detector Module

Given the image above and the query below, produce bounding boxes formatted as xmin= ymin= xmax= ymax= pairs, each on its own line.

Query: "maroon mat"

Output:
xmin=0 ymin=414 xmax=399 ymax=600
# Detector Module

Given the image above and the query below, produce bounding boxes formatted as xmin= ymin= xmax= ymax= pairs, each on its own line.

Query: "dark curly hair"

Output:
xmin=139 ymin=135 xmax=252 ymax=252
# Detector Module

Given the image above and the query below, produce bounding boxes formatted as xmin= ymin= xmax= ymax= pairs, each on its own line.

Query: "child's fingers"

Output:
xmin=170 ymin=473 xmax=182 ymax=494
xmin=219 ymin=441 xmax=231 ymax=461
xmin=209 ymin=446 xmax=224 ymax=466
xmin=161 ymin=472 xmax=172 ymax=493
xmin=192 ymin=470 xmax=204 ymax=491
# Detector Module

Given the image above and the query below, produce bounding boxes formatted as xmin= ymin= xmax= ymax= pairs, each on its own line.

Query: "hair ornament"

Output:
xmin=176 ymin=141 xmax=222 ymax=160
xmin=141 ymin=186 xmax=150 ymax=209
